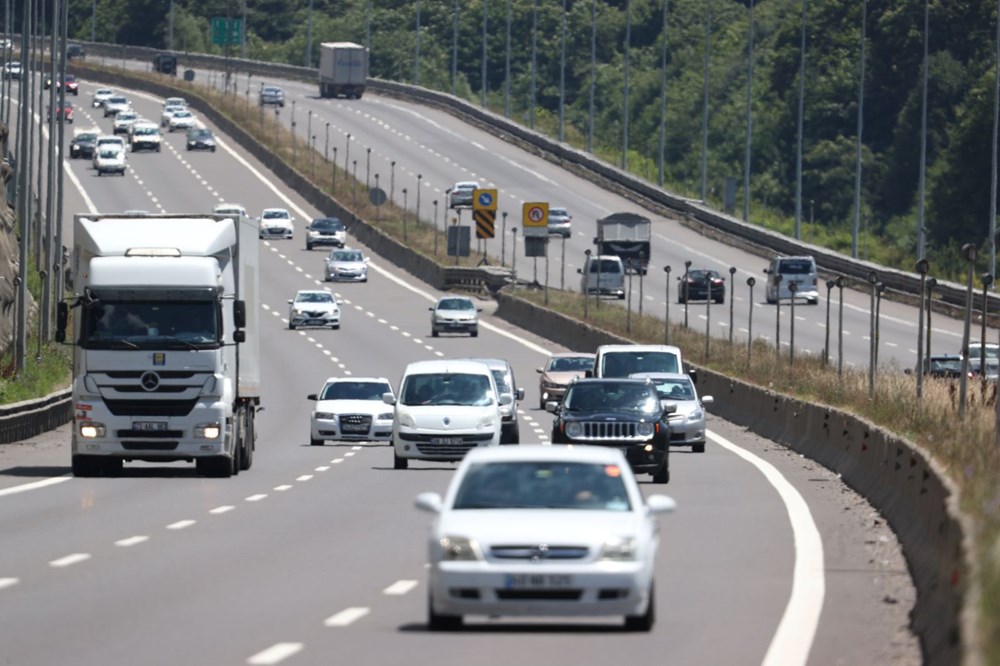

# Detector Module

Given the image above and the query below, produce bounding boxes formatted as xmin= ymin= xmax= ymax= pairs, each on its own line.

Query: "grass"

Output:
xmin=40 ymin=59 xmax=1000 ymax=660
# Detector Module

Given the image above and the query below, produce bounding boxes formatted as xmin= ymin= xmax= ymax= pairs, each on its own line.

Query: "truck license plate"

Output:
xmin=132 ymin=421 xmax=167 ymax=432
xmin=504 ymin=574 xmax=573 ymax=589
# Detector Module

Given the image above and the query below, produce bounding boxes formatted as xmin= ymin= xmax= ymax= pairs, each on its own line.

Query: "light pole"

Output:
xmin=728 ymin=266 xmax=736 ymax=344
xmin=501 ymin=211 xmax=508 ymax=266
xmin=352 ymin=160 xmax=358 ymax=207
xmin=626 ymin=261 xmax=634 ymax=334
xmin=837 ymin=276 xmax=846 ymax=376
xmin=700 ymin=0 xmax=711 ymax=200
xmin=414 ymin=0 xmax=422 ymax=85
xmin=788 ymin=281 xmax=797 ymax=365
xmin=366 ymin=148 xmax=371 ymax=191
xmin=852 ymin=0 xmax=868 ymax=258
xmin=794 ymin=0 xmax=808 ymax=238
xmin=402 ymin=188 xmax=409 ymax=242
xmin=561 ymin=236 xmax=566 ymax=290
xmin=747 ymin=277 xmax=756 ymax=362
xmin=683 ymin=260 xmax=691 ymax=327
xmin=481 ymin=0 xmax=488 ymax=108
xmin=512 ymin=227 xmax=518 ymax=280
xmin=433 ymin=199 xmax=439 ymax=255
xmin=584 ymin=249 xmax=592 ymax=319
xmin=743 ymin=0 xmax=755 ymax=223
xmin=916 ymin=259 xmax=929 ymax=397
xmin=344 ymin=133 xmax=351 ymax=175
xmin=324 ymin=123 xmax=329 ymax=162
xmin=390 ymin=161 xmax=396 ymax=204
xmin=705 ymin=276 xmax=712 ymax=361
xmin=291 ymin=101 xmax=297 ymax=162
xmin=332 ymin=147 xmax=338 ymax=189
xmin=824 ymin=279 xmax=835 ymax=366
xmin=416 ymin=174 xmax=423 ymax=224
xmin=530 ymin=0 xmax=538 ymax=129
xmin=926 ymin=277 xmax=937 ymax=358
xmin=375 ymin=174 xmax=381 ymax=222
xmin=868 ymin=270 xmax=879 ymax=398
xmin=451 ymin=0 xmax=458 ymax=95
xmin=773 ymin=274 xmax=783 ymax=355
xmin=664 ymin=265 xmax=671 ymax=344
xmin=982 ymin=272 xmax=994 ymax=378
xmin=621 ymin=0 xmax=632 ymax=170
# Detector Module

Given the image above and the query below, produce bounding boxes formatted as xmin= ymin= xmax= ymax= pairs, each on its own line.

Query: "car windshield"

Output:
xmin=589 ymin=259 xmax=622 ymax=273
xmin=75 ymin=133 xmax=98 ymax=142
xmin=968 ymin=345 xmax=1000 ymax=359
xmin=98 ymin=149 xmax=120 ymax=159
xmin=264 ymin=87 xmax=282 ymax=94
xmin=311 ymin=219 xmax=344 ymax=230
xmin=400 ymin=373 xmax=493 ymax=407
xmin=548 ymin=356 xmax=594 ymax=372
xmin=331 ymin=251 xmax=363 ymax=262
xmin=109 ymin=97 xmax=127 ymax=104
xmin=190 ymin=130 xmax=211 ymax=138
xmin=80 ymin=301 xmax=220 ymax=349
xmin=563 ymin=382 xmax=661 ymax=414
xmin=650 ymin=378 xmax=695 ymax=400
xmin=452 ymin=461 xmax=632 ymax=511
xmin=777 ymin=259 xmax=814 ymax=275
xmin=263 ymin=210 xmax=289 ymax=219
xmin=117 ymin=113 xmax=136 ymax=120
xmin=135 ymin=127 xmax=157 ymax=135
xmin=490 ymin=369 xmax=511 ymax=394
xmin=173 ymin=111 xmax=192 ymax=119
xmin=600 ymin=351 xmax=679 ymax=378
xmin=321 ymin=381 xmax=392 ymax=401
xmin=550 ymin=208 xmax=569 ymax=218
xmin=296 ymin=292 xmax=333 ymax=304
xmin=437 ymin=298 xmax=474 ymax=311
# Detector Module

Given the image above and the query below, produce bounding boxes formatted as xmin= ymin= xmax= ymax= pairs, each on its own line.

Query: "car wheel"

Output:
xmin=809 ymin=297 xmax=819 ymax=305
xmin=431 ymin=329 xmax=439 ymax=338
xmin=624 ymin=583 xmax=655 ymax=632
xmin=331 ymin=324 xmax=340 ymax=330
xmin=618 ymin=293 xmax=626 ymax=300
xmin=211 ymin=146 xmax=216 ymax=153
xmin=428 ymin=592 xmax=462 ymax=631
xmin=288 ymin=322 xmax=296 ymax=330
xmin=509 ymin=422 xmax=520 ymax=444
xmin=652 ymin=463 xmax=669 ymax=484
xmin=393 ymin=451 xmax=408 ymax=470
xmin=470 ymin=328 xmax=479 ymax=338
xmin=197 ymin=456 xmax=233 ymax=478
xmin=306 ymin=243 xmax=313 ymax=251
xmin=693 ymin=442 xmax=706 ymax=453
xmin=310 ymin=437 xmax=323 ymax=446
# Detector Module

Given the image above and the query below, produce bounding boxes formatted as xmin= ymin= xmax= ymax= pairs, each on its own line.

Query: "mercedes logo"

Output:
xmin=140 ymin=371 xmax=160 ymax=391
xmin=529 ymin=544 xmax=550 ymax=563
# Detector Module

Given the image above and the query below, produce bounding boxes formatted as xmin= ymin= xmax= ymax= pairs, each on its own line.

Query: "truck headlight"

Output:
xmin=565 ymin=422 xmax=583 ymax=438
xmin=79 ymin=423 xmax=106 ymax=438
xmin=636 ymin=422 xmax=655 ymax=437
xmin=599 ymin=537 xmax=637 ymax=561
xmin=397 ymin=412 xmax=415 ymax=428
xmin=439 ymin=536 xmax=481 ymax=561
xmin=195 ymin=423 xmax=221 ymax=439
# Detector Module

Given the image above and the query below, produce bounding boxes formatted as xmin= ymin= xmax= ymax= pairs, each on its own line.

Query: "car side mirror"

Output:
xmin=307 ymin=393 xmax=318 ymax=401
xmin=662 ymin=402 xmax=678 ymax=416
xmin=382 ymin=392 xmax=396 ymax=405
xmin=536 ymin=367 xmax=543 ymax=374
xmin=544 ymin=400 xmax=560 ymax=413
xmin=414 ymin=492 xmax=443 ymax=514
xmin=288 ymin=299 xmax=294 ymax=304
xmin=516 ymin=388 xmax=525 ymax=401
xmin=646 ymin=494 xmax=677 ymax=515
xmin=584 ymin=369 xmax=593 ymax=378
xmin=477 ymin=308 xmax=483 ymax=313
xmin=428 ymin=307 xmax=434 ymax=311
xmin=55 ymin=301 xmax=68 ymax=343
xmin=576 ymin=268 xmax=583 ymax=274
xmin=701 ymin=395 xmax=714 ymax=405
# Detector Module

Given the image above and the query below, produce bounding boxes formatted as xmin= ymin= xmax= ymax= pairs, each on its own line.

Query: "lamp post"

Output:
xmin=747 ymin=277 xmax=756 ymax=363
xmin=416 ymin=174 xmax=423 ymax=225
xmin=402 ymin=188 xmax=409 ymax=242
xmin=837 ymin=276 xmax=846 ymax=376
xmin=705 ymin=275 xmax=712 ymax=361
xmin=366 ymin=147 xmax=371 ymax=191
xmin=501 ymin=211 xmax=508 ymax=266
xmin=626 ymin=261 xmax=633 ymax=333
xmin=728 ymin=266 xmax=736 ymax=344
xmin=875 ymin=281 xmax=886 ymax=371
xmin=788 ymin=281 xmax=797 ymax=364
xmin=683 ymin=260 xmax=691 ymax=327
xmin=512 ymin=227 xmax=518 ymax=280
xmin=868 ymin=270 xmax=879 ymax=399
xmin=291 ymin=101 xmax=297 ymax=162
xmin=561 ymin=236 xmax=567 ymax=291
xmin=959 ymin=243 xmax=977 ymax=417
xmin=344 ymin=133 xmax=351 ymax=174
xmin=324 ymin=122 xmax=329 ymax=162
xmin=352 ymin=160 xmax=358 ymax=207
xmin=824 ymin=279 xmax=835 ymax=366
xmin=773 ymin=274 xmax=783 ymax=355
xmin=981 ymin=272 xmax=993 ymax=376
xmin=664 ymin=265 xmax=671 ymax=344
xmin=332 ymin=147 xmax=338 ymax=189
xmin=915 ymin=259 xmax=929 ymax=397
xmin=390 ymin=161 xmax=396 ymax=204
xmin=433 ymin=199 xmax=439 ymax=255
xmin=375 ymin=174 xmax=381 ymax=222
xmin=584 ymin=249 xmax=592 ymax=319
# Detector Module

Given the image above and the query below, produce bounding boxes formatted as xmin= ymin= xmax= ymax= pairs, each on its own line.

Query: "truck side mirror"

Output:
xmin=233 ymin=330 xmax=246 ymax=343
xmin=55 ymin=302 xmax=68 ymax=343
xmin=233 ymin=300 xmax=246 ymax=329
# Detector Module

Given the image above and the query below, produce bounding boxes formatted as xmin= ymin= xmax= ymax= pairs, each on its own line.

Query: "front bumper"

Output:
xmin=432 ymin=319 xmax=477 ymax=333
xmin=187 ymin=141 xmax=215 ymax=151
xmin=290 ymin=312 xmax=340 ymax=327
xmin=394 ymin=429 xmax=497 ymax=461
xmin=666 ymin=418 xmax=706 ymax=446
xmin=260 ymin=226 xmax=293 ymax=239
xmin=308 ymin=235 xmax=345 ymax=248
xmin=560 ymin=438 xmax=666 ymax=474
xmin=132 ymin=140 xmax=161 ymax=151
xmin=326 ymin=269 xmax=367 ymax=282
xmin=312 ymin=416 xmax=392 ymax=442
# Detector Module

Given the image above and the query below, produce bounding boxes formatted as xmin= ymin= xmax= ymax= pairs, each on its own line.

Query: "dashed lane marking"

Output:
xmin=210 ymin=506 xmax=236 ymax=515
xmin=49 ymin=553 xmax=90 ymax=568
xmin=323 ymin=607 xmax=370 ymax=627
xmin=167 ymin=520 xmax=196 ymax=530
xmin=383 ymin=580 xmax=419 ymax=596
xmin=246 ymin=642 xmax=304 ymax=665
xmin=114 ymin=536 xmax=149 ymax=547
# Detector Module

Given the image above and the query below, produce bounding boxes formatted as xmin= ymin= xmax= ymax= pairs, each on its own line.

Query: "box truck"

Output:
xmin=595 ymin=213 xmax=652 ymax=275
xmin=318 ymin=42 xmax=368 ymax=99
xmin=57 ymin=214 xmax=260 ymax=478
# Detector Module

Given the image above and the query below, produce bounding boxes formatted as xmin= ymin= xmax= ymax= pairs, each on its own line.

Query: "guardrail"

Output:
xmin=0 ymin=388 xmax=71 ymax=444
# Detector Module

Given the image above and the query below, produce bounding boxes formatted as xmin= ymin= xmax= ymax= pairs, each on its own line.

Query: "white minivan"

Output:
xmin=578 ymin=254 xmax=625 ymax=299
xmin=385 ymin=359 xmax=508 ymax=469
xmin=592 ymin=344 xmax=687 ymax=380
xmin=764 ymin=255 xmax=819 ymax=304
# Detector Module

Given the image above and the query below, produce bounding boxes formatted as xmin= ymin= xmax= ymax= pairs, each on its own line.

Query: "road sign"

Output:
xmin=522 ymin=202 xmax=549 ymax=237
xmin=211 ymin=17 xmax=243 ymax=46
xmin=369 ymin=188 xmax=387 ymax=206
xmin=473 ymin=188 xmax=497 ymax=211
xmin=474 ymin=210 xmax=496 ymax=239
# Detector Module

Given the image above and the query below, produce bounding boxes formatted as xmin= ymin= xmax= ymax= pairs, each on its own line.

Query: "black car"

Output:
xmin=66 ymin=43 xmax=86 ymax=60
xmin=547 ymin=378 xmax=672 ymax=483
xmin=679 ymin=269 xmax=726 ymax=304
xmin=186 ymin=128 xmax=216 ymax=152
xmin=69 ymin=131 xmax=98 ymax=159
xmin=305 ymin=217 xmax=346 ymax=250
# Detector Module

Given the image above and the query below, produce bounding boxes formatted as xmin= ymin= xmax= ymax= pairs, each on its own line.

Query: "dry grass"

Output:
xmin=86 ymin=62 xmax=1000 ymax=661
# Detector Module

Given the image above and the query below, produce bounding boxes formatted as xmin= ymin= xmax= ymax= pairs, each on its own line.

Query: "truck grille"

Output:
xmin=104 ymin=398 xmax=199 ymax=417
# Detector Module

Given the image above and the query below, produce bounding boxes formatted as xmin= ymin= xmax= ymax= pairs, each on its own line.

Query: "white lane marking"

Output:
xmin=315 ymin=466 xmax=330 ymax=472
xmin=343 ymin=452 xmax=355 ymax=457
xmin=246 ymin=642 xmax=304 ymax=665
xmin=296 ymin=475 xmax=314 ymax=481
xmin=352 ymin=446 xmax=362 ymax=450
xmin=0 ymin=476 xmax=72 ymax=498
xmin=274 ymin=485 xmax=293 ymax=491
xmin=167 ymin=520 xmax=196 ymax=530
xmin=324 ymin=607 xmax=370 ymax=627
xmin=49 ymin=553 xmax=90 ymax=568
xmin=383 ymin=579 xmax=419 ymax=596
xmin=0 ymin=578 xmax=19 ymax=590
xmin=331 ymin=458 xmax=344 ymax=464
xmin=246 ymin=494 xmax=268 ymax=502
xmin=210 ymin=505 xmax=235 ymax=514
xmin=114 ymin=536 xmax=149 ymax=547
xmin=706 ymin=430 xmax=825 ymax=666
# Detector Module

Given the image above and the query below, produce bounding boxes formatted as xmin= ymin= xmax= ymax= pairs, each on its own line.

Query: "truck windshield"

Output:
xmin=80 ymin=301 xmax=221 ymax=349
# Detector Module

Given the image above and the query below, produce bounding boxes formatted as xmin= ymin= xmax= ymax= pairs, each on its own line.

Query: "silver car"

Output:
xmin=259 ymin=85 xmax=285 ymax=107
xmin=630 ymin=372 xmax=713 ymax=453
xmin=547 ymin=206 xmax=572 ymax=237
xmin=325 ymin=248 xmax=369 ymax=282
xmin=456 ymin=357 xmax=524 ymax=444
xmin=288 ymin=290 xmax=341 ymax=330
xmin=429 ymin=296 xmax=481 ymax=337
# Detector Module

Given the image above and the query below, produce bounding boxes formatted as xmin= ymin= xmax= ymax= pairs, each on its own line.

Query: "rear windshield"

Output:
xmin=589 ymin=259 xmax=622 ymax=273
xmin=600 ymin=351 xmax=679 ymax=377
xmin=777 ymin=259 xmax=815 ymax=275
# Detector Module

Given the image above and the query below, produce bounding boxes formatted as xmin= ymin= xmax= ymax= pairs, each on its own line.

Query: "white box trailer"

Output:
xmin=318 ymin=42 xmax=369 ymax=99
xmin=57 ymin=214 xmax=260 ymax=478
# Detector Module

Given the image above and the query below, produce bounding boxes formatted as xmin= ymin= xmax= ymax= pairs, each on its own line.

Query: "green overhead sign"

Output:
xmin=211 ymin=17 xmax=243 ymax=46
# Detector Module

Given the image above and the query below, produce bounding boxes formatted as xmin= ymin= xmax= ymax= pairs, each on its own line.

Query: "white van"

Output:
xmin=592 ymin=344 xmax=687 ymax=380
xmin=578 ymin=254 xmax=625 ymax=299
xmin=384 ymin=359 xmax=508 ymax=469
xmin=764 ymin=255 xmax=819 ymax=304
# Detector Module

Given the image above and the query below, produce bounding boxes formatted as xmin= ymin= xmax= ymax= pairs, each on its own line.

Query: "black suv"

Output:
xmin=66 ymin=43 xmax=85 ymax=60
xmin=69 ymin=131 xmax=98 ymax=159
xmin=547 ymin=378 xmax=672 ymax=483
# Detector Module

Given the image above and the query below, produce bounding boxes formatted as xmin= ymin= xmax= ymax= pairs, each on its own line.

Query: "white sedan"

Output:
xmin=92 ymin=88 xmax=114 ymax=108
xmin=307 ymin=377 xmax=394 ymax=445
xmin=415 ymin=445 xmax=676 ymax=631
xmin=287 ymin=290 xmax=340 ymax=330
xmin=167 ymin=110 xmax=196 ymax=132
xmin=259 ymin=207 xmax=295 ymax=239
xmin=161 ymin=104 xmax=185 ymax=127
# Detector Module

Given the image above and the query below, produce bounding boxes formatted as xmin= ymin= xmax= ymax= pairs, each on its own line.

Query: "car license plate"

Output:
xmin=430 ymin=436 xmax=463 ymax=445
xmin=341 ymin=423 xmax=368 ymax=433
xmin=504 ymin=574 xmax=572 ymax=589
xmin=132 ymin=421 xmax=167 ymax=432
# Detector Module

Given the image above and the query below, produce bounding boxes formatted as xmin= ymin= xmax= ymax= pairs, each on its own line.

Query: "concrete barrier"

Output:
xmin=0 ymin=388 xmax=71 ymax=444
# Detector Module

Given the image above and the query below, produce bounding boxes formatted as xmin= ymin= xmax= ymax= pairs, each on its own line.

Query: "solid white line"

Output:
xmin=0 ymin=577 xmax=19 ymax=590
xmin=706 ymin=430 xmax=825 ymax=666
xmin=114 ymin=536 xmax=149 ymax=547
xmin=166 ymin=520 xmax=196 ymax=530
xmin=0 ymin=476 xmax=72 ymax=498
xmin=49 ymin=553 xmax=91 ymax=568
xmin=210 ymin=505 xmax=235 ymax=515
xmin=323 ymin=607 xmax=370 ymax=627
xmin=383 ymin=579 xmax=419 ymax=596
xmin=246 ymin=642 xmax=304 ymax=665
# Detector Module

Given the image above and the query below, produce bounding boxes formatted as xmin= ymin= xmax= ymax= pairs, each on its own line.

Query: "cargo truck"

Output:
xmin=318 ymin=42 xmax=368 ymax=99
xmin=594 ymin=212 xmax=652 ymax=275
xmin=57 ymin=214 xmax=261 ymax=478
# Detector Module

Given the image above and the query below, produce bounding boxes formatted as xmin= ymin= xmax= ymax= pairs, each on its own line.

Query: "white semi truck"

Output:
xmin=318 ymin=42 xmax=368 ymax=99
xmin=57 ymin=214 xmax=260 ymax=478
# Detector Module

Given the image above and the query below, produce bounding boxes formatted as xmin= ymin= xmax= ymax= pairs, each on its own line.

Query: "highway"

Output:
xmin=0 ymin=75 xmax=920 ymax=665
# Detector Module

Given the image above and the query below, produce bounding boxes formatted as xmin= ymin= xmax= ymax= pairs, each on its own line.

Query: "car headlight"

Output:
xmin=377 ymin=412 xmax=393 ymax=421
xmin=565 ymin=422 xmax=583 ymax=438
xmin=499 ymin=405 xmax=512 ymax=417
xmin=476 ymin=412 xmax=495 ymax=429
xmin=439 ymin=536 xmax=481 ymax=561
xmin=308 ymin=230 xmax=319 ymax=237
xmin=542 ymin=380 xmax=562 ymax=389
xmin=687 ymin=409 xmax=705 ymax=423
xmin=636 ymin=422 xmax=655 ymax=437
xmin=397 ymin=411 xmax=415 ymax=428
xmin=314 ymin=412 xmax=336 ymax=421
xmin=599 ymin=537 xmax=637 ymax=561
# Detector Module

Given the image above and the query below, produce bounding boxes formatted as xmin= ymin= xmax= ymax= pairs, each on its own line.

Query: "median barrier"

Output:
xmin=0 ymin=388 xmax=71 ymax=444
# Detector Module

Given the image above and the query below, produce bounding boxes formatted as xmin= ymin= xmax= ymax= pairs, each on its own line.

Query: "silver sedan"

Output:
xmin=629 ymin=372 xmax=713 ymax=453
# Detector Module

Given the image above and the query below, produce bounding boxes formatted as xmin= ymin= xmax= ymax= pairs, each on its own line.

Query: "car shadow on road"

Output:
xmin=398 ymin=621 xmax=627 ymax=634
xmin=0 ymin=466 xmax=70 ymax=478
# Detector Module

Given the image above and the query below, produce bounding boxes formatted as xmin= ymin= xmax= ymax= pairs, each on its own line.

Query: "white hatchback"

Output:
xmin=307 ymin=377 xmax=394 ymax=445
xmin=385 ymin=359 xmax=507 ymax=469
xmin=259 ymin=207 xmax=295 ymax=239
xmin=415 ymin=445 xmax=676 ymax=631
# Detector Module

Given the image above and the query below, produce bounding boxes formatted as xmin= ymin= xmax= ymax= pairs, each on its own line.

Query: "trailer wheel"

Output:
xmin=239 ymin=406 xmax=254 ymax=471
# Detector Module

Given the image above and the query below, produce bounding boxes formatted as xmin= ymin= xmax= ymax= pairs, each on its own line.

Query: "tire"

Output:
xmin=72 ymin=455 xmax=103 ymax=477
xmin=809 ymin=297 xmax=819 ymax=305
xmin=288 ymin=322 xmax=296 ymax=330
xmin=431 ymin=329 xmax=439 ymax=338
xmin=332 ymin=324 xmax=340 ymax=330
xmin=624 ymin=584 xmax=655 ymax=632
xmin=692 ymin=442 xmax=705 ymax=453
xmin=310 ymin=437 xmax=324 ymax=446
xmin=197 ymin=456 xmax=233 ymax=478
xmin=617 ymin=293 xmax=626 ymax=300
xmin=509 ymin=421 xmax=520 ymax=444
xmin=306 ymin=243 xmax=313 ymax=251
xmin=211 ymin=147 xmax=216 ymax=153
xmin=104 ymin=458 xmax=123 ymax=476
xmin=652 ymin=462 xmax=669 ymax=484
xmin=393 ymin=451 xmax=408 ymax=470
xmin=428 ymin=593 xmax=462 ymax=630
xmin=470 ymin=328 xmax=479 ymax=338
xmin=240 ymin=415 xmax=255 ymax=471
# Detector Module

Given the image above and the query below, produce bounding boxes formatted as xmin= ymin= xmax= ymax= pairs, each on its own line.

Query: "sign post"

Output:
xmin=473 ymin=188 xmax=498 ymax=265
